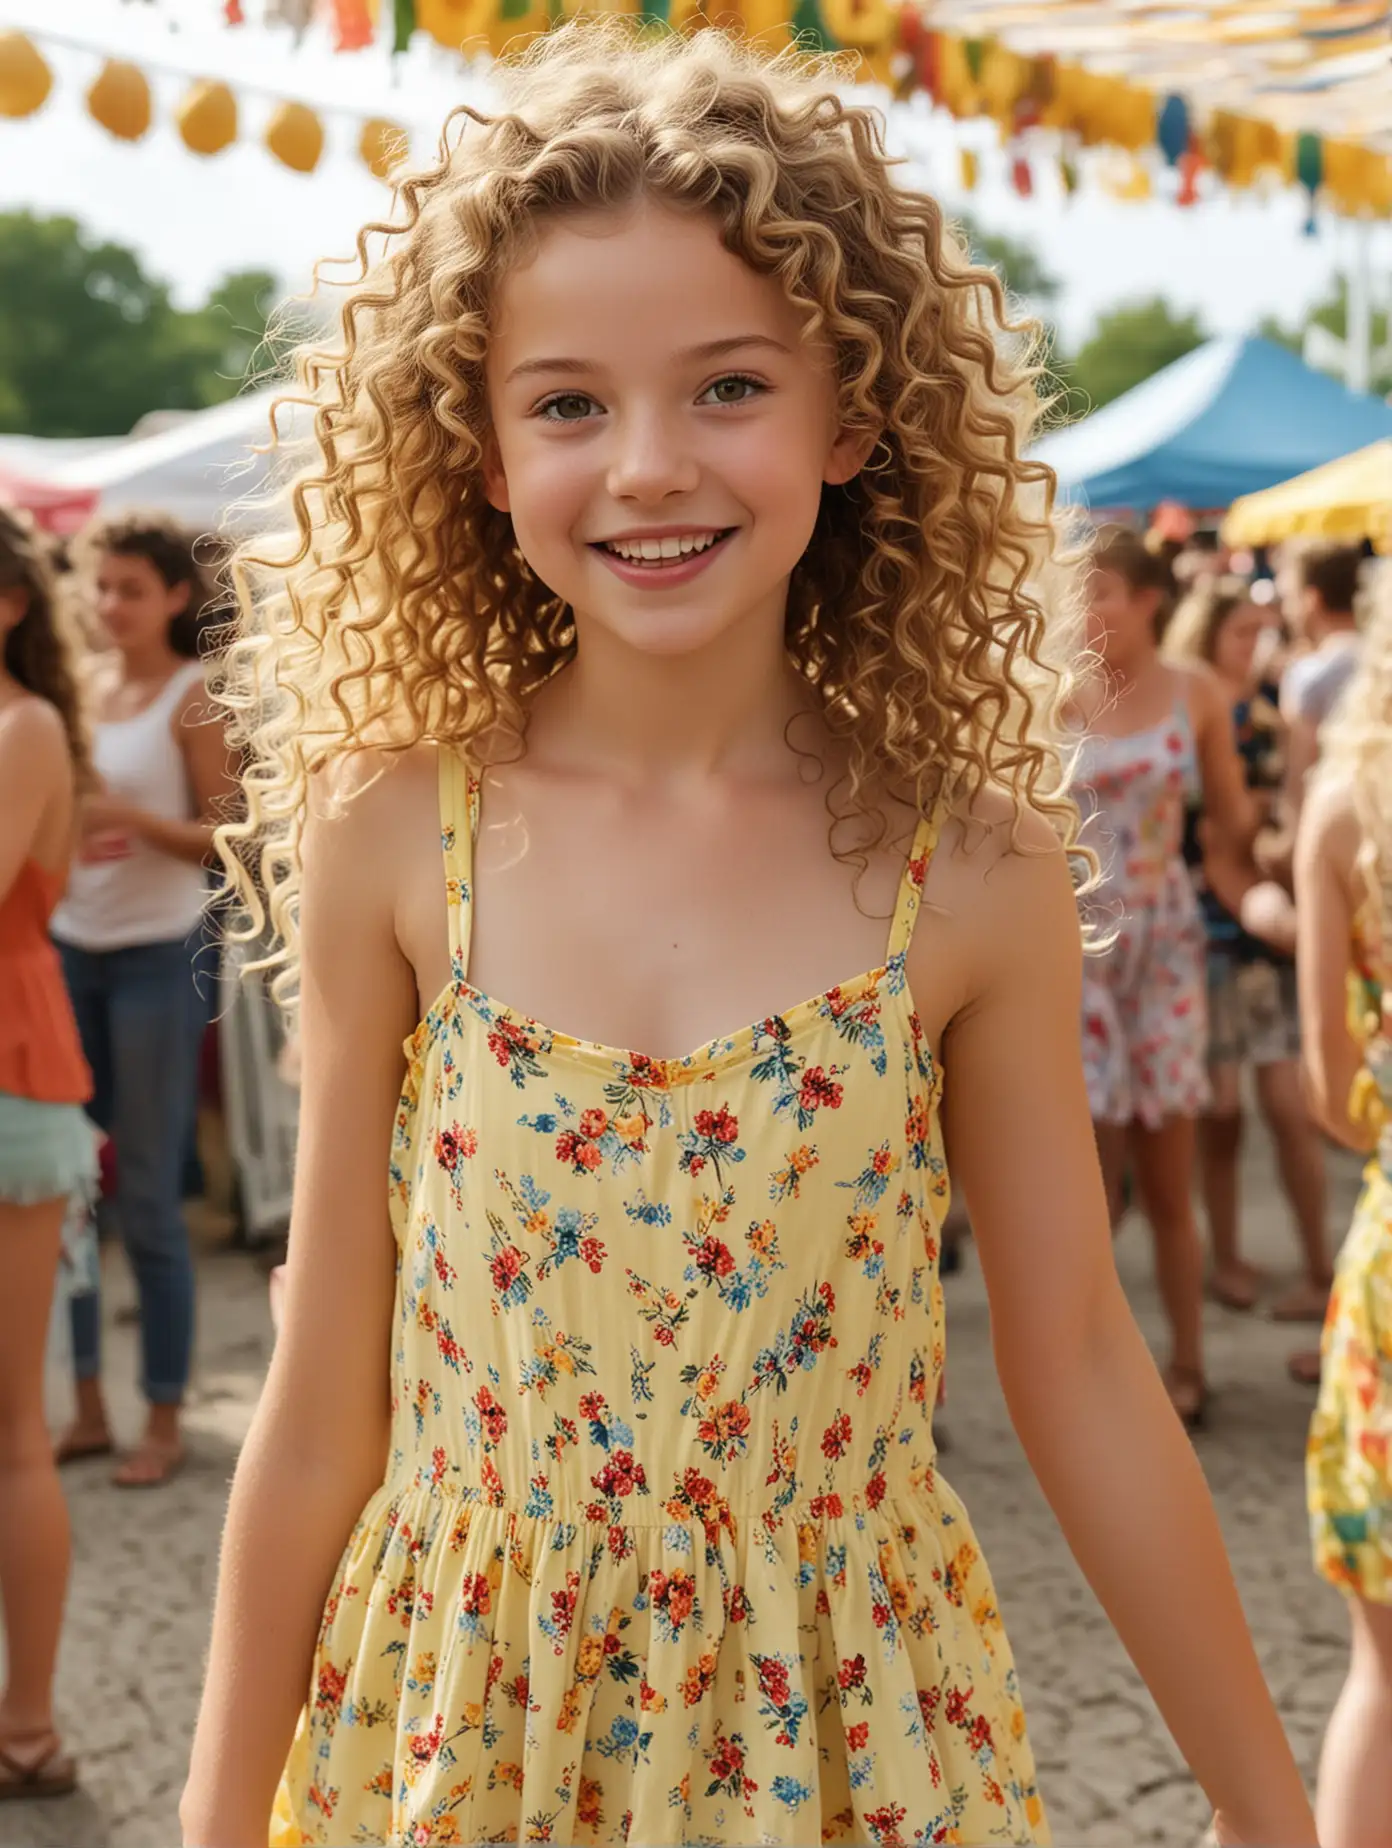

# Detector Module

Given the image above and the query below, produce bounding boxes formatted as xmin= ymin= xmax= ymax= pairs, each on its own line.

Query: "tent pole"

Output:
xmin=1347 ymin=218 xmax=1372 ymax=396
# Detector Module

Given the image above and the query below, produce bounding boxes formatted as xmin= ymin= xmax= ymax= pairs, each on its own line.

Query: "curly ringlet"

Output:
xmin=216 ymin=19 xmax=1090 ymax=991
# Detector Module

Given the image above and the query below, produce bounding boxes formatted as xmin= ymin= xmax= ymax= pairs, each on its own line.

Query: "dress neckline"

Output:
xmin=405 ymin=748 xmax=948 ymax=1086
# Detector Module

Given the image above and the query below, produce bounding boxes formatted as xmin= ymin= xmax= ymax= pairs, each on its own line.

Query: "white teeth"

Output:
xmin=604 ymin=531 xmax=723 ymax=563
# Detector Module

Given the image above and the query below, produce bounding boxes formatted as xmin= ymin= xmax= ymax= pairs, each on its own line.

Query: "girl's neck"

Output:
xmin=532 ymin=608 xmax=817 ymax=785
xmin=116 ymin=641 xmax=181 ymax=683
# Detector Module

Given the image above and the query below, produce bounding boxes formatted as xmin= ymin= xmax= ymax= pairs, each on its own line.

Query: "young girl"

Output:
xmin=1297 ymin=571 xmax=1392 ymax=1848
xmin=0 ymin=508 xmax=94 ymax=1797
xmin=1074 ymin=533 xmax=1256 ymax=1428
xmin=1163 ymin=579 xmax=1330 ymax=1322
xmin=50 ymin=514 xmax=234 ymax=1488
xmin=183 ymin=30 xmax=1313 ymax=1847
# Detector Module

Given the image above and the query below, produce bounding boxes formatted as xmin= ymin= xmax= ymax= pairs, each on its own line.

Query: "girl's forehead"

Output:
xmin=490 ymin=202 xmax=804 ymax=346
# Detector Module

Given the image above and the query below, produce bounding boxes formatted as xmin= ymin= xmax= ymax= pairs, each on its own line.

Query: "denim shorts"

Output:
xmin=0 ymin=1089 xmax=100 ymax=1206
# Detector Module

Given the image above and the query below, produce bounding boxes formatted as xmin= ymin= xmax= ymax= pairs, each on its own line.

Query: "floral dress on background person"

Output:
xmin=1307 ymin=902 xmax=1392 ymax=1602
xmin=270 ymin=750 xmax=1048 ymax=1847
xmin=1077 ymin=696 xmax=1209 ymax=1127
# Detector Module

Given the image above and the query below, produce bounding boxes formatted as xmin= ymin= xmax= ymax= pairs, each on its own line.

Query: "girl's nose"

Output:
xmin=605 ymin=410 xmax=700 ymax=503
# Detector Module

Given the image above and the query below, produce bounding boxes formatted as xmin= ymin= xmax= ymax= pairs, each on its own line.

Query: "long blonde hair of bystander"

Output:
xmin=1312 ymin=563 xmax=1392 ymax=978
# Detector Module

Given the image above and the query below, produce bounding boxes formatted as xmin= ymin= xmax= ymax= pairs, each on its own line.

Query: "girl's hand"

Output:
xmin=81 ymin=790 xmax=141 ymax=836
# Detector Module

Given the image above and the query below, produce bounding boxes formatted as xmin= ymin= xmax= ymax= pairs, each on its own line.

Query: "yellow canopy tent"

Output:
xmin=1222 ymin=441 xmax=1392 ymax=553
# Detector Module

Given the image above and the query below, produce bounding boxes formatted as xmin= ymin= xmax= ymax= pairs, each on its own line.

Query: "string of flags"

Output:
xmin=2 ymin=2 xmax=1391 ymax=223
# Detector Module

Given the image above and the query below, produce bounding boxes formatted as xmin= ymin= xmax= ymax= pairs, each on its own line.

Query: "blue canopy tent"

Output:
xmin=1031 ymin=335 xmax=1392 ymax=512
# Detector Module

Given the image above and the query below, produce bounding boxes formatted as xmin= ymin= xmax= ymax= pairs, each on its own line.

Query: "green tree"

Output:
xmin=0 ymin=213 xmax=288 ymax=438
xmin=1058 ymin=297 xmax=1208 ymax=417
xmin=956 ymin=213 xmax=1058 ymax=304
xmin=1261 ymin=280 xmax=1392 ymax=398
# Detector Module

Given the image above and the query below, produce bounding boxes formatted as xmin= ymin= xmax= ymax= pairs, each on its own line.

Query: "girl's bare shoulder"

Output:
xmin=910 ymin=781 xmax=1077 ymax=1029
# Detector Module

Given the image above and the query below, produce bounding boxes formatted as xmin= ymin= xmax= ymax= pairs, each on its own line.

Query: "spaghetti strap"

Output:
xmin=886 ymin=792 xmax=949 ymax=963
xmin=437 ymin=746 xmax=477 ymax=980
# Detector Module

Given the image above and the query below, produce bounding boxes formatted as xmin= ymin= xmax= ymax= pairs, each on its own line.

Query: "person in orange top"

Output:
xmin=0 ymin=507 xmax=96 ymax=1800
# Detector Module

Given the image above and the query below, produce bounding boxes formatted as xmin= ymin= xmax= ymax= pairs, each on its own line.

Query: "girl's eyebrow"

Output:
xmin=503 ymin=334 xmax=790 ymax=386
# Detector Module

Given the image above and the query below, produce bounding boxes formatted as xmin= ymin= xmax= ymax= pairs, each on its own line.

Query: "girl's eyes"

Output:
xmin=697 ymin=373 xmax=765 ymax=406
xmin=536 ymin=392 xmax=599 ymax=424
xmin=532 ymin=374 xmax=766 ymax=423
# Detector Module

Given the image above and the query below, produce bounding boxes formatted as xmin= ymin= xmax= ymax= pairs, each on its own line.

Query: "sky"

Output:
xmin=2 ymin=0 xmax=1390 ymax=354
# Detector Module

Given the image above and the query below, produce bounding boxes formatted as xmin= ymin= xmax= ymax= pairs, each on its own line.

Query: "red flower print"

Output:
xmin=593 ymin=1449 xmax=647 ymax=1500
xmin=460 ymin=1572 xmax=492 ymax=1616
xmin=918 ymin=1686 xmax=940 ymax=1728
xmin=578 ymin=1107 xmax=608 ymax=1139
xmin=757 ymin=1657 xmax=791 ymax=1707
xmin=694 ymin=1106 xmax=739 ymax=1144
xmin=944 ymin=1686 xmax=972 ymax=1727
xmin=474 ymin=1386 xmax=508 ymax=1446
xmin=864 ymin=1801 xmax=908 ymax=1845
xmin=434 ymin=1124 xmax=477 ymax=1169
xmin=821 ymin=1411 xmax=853 ymax=1460
xmin=556 ymin=1130 xmax=604 ymax=1173
xmin=838 ymin=1654 xmax=867 ymax=1693
xmin=798 ymin=1067 xmax=844 ymax=1114
xmin=726 ymin=1583 xmax=750 ymax=1624
xmin=693 ymin=1236 xmax=735 ymax=1279
xmin=579 ymin=1236 xmax=605 ymax=1272
xmin=315 ymin=1660 xmax=347 ymax=1716
xmin=865 ymin=1470 xmax=886 ymax=1509
xmin=872 ymin=1599 xmax=892 ymax=1629
xmin=847 ymin=1721 xmax=870 ymax=1752
xmin=490 ymin=1245 xmax=525 ymax=1291
xmin=578 ymin=1391 xmax=606 ymax=1420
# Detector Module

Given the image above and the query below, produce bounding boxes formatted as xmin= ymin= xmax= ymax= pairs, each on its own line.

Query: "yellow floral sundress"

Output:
xmin=272 ymin=750 xmax=1048 ymax=1846
xmin=1307 ymin=902 xmax=1392 ymax=1605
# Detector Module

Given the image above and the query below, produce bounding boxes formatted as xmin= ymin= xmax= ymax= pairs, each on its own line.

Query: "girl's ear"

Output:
xmin=823 ymin=425 xmax=881 ymax=488
xmin=482 ymin=436 xmax=511 ymax=513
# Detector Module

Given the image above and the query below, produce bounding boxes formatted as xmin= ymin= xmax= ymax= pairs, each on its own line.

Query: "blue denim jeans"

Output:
xmin=58 ymin=933 xmax=204 ymax=1404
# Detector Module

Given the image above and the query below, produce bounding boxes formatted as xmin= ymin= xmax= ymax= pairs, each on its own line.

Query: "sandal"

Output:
xmin=1163 ymin=1365 xmax=1209 ymax=1432
xmin=0 ymin=1729 xmax=77 ymax=1800
xmin=113 ymin=1439 xmax=185 ymax=1489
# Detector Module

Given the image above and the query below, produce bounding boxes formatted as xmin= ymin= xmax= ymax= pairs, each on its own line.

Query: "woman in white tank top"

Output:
xmin=50 ymin=515 xmax=237 ymax=1489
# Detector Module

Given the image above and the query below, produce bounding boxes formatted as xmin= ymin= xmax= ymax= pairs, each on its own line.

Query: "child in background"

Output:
xmin=183 ymin=31 xmax=1313 ymax=1847
xmin=1164 ymin=578 xmax=1330 ymax=1322
xmin=1074 ymin=531 xmax=1257 ymax=1428
xmin=1296 ymin=569 xmax=1392 ymax=1848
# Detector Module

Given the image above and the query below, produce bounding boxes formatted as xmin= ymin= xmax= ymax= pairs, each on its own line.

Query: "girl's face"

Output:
xmin=1210 ymin=600 xmax=1268 ymax=686
xmin=483 ymin=201 xmax=869 ymax=662
xmin=94 ymin=550 xmax=188 ymax=656
xmin=1085 ymin=566 xmax=1159 ymax=668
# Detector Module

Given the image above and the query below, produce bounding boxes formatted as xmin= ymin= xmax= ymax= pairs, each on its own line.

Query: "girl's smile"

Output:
xmin=591 ymin=524 xmax=738 ymax=587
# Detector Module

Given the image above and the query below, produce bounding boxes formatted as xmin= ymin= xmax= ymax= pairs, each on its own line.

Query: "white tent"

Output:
xmin=39 ymin=387 xmax=310 ymax=536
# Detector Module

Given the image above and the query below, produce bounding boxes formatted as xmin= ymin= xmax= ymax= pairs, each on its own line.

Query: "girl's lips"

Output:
xmin=591 ymin=528 xmax=736 ymax=589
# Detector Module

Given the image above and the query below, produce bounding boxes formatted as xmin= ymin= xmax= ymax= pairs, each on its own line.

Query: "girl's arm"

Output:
xmin=1293 ymin=775 xmax=1374 ymax=1153
xmin=1186 ymin=666 xmax=1258 ymax=856
xmin=933 ymin=819 xmax=1314 ymax=1847
xmin=83 ymin=684 xmax=239 ymax=865
xmin=0 ymin=699 xmax=66 ymax=903
xmin=180 ymin=768 xmax=417 ymax=1848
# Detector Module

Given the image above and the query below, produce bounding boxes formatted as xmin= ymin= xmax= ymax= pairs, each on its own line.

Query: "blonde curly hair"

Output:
xmin=1314 ymin=559 xmax=1392 ymax=952
xmin=217 ymin=21 xmax=1086 ymax=984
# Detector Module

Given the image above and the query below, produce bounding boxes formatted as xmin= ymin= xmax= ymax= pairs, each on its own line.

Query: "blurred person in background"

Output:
xmin=1295 ymin=574 xmax=1392 ymax=1848
xmin=1165 ymin=578 xmax=1331 ymax=1323
xmin=1076 ymin=529 xmax=1257 ymax=1427
xmin=50 ymin=514 xmax=236 ymax=1490
xmin=0 ymin=508 xmax=95 ymax=1797
xmin=1279 ymin=542 xmax=1365 ymax=836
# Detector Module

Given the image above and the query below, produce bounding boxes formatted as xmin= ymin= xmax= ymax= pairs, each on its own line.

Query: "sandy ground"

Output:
xmin=2 ymin=1121 xmax=1367 ymax=1847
